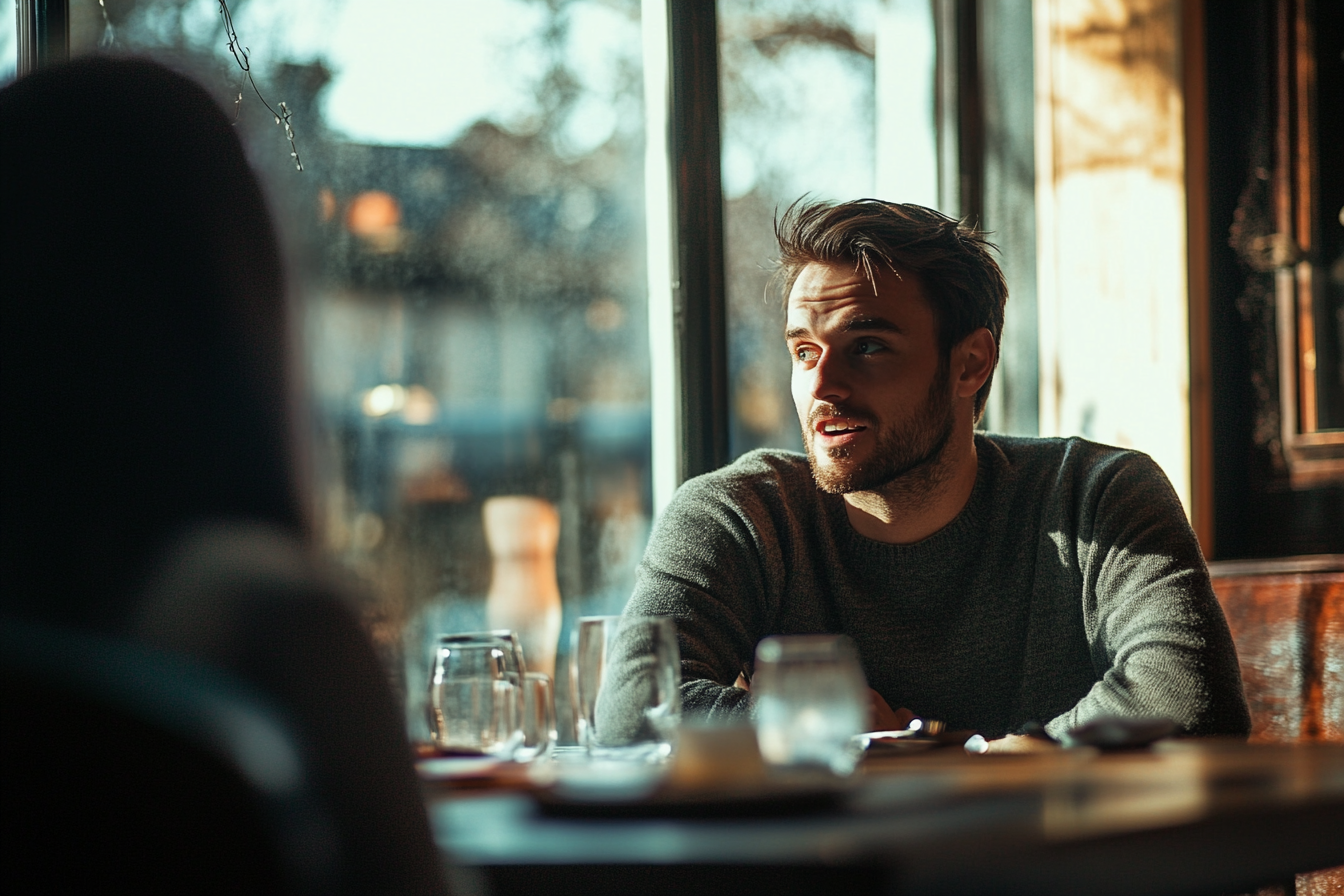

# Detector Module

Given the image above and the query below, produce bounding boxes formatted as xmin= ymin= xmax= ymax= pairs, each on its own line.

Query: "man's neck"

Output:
xmin=842 ymin=429 xmax=979 ymax=544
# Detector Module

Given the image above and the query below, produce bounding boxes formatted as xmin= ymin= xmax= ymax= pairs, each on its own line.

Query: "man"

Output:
xmin=624 ymin=199 xmax=1250 ymax=749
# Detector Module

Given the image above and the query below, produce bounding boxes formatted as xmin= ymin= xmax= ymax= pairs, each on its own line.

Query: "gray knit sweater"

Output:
xmin=624 ymin=435 xmax=1251 ymax=740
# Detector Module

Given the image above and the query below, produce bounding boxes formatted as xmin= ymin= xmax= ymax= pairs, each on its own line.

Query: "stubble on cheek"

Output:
xmin=804 ymin=362 xmax=956 ymax=496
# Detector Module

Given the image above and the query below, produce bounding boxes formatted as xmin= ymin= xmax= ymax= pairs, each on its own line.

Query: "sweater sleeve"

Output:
xmin=1044 ymin=451 xmax=1251 ymax=740
xmin=622 ymin=471 xmax=782 ymax=723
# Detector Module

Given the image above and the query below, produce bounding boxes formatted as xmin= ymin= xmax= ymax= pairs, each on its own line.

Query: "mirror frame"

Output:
xmin=1273 ymin=0 xmax=1344 ymax=487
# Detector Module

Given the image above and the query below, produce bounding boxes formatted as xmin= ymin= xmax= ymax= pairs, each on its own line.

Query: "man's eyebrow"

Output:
xmin=842 ymin=316 xmax=901 ymax=333
xmin=785 ymin=317 xmax=902 ymax=341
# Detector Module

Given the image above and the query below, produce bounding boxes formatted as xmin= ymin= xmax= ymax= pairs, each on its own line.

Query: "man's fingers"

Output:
xmin=982 ymin=733 xmax=1059 ymax=754
xmin=868 ymin=689 xmax=915 ymax=730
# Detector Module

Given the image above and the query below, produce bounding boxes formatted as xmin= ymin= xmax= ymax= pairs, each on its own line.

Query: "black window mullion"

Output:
xmin=667 ymin=0 xmax=730 ymax=482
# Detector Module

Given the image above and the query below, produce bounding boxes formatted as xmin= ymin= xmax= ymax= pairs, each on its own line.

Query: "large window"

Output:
xmin=64 ymin=0 xmax=651 ymax=739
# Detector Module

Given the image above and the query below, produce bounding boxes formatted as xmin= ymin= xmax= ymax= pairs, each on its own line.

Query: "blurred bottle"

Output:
xmin=483 ymin=496 xmax=562 ymax=681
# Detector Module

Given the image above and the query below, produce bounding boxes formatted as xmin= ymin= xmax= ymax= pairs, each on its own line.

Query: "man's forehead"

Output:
xmin=785 ymin=262 xmax=925 ymax=321
xmin=789 ymin=262 xmax=874 ymax=297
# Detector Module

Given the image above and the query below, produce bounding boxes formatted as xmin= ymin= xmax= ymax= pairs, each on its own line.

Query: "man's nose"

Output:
xmin=809 ymin=350 xmax=851 ymax=404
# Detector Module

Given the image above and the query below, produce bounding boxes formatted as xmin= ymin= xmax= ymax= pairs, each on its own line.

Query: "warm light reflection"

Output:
xmin=401 ymin=385 xmax=438 ymax=425
xmin=359 ymin=383 xmax=438 ymax=424
xmin=345 ymin=190 xmax=403 ymax=251
xmin=361 ymin=383 xmax=406 ymax=417
xmin=1034 ymin=0 xmax=1191 ymax=511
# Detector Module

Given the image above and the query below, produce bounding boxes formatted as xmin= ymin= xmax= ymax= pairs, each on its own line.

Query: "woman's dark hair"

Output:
xmin=774 ymin=198 xmax=1008 ymax=419
xmin=0 ymin=57 xmax=302 ymax=629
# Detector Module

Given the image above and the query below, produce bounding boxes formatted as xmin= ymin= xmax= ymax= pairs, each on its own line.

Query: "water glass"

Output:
xmin=437 ymin=630 xmax=527 ymax=679
xmin=751 ymin=634 xmax=867 ymax=774
xmin=515 ymin=672 xmax=558 ymax=762
xmin=427 ymin=630 xmax=526 ymax=747
xmin=571 ymin=615 xmax=681 ymax=761
xmin=427 ymin=636 xmax=524 ymax=757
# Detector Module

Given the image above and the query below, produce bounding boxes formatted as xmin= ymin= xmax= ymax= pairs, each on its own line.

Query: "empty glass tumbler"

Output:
xmin=427 ymin=634 xmax=524 ymax=757
xmin=437 ymin=630 xmax=527 ymax=680
xmin=751 ymin=634 xmax=867 ymax=774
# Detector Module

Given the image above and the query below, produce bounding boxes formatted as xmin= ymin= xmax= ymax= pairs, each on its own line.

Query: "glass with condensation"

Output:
xmin=751 ymin=634 xmax=867 ymax=774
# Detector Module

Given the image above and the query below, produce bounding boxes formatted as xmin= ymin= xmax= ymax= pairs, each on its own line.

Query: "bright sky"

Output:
xmin=722 ymin=41 xmax=876 ymax=203
xmin=0 ymin=0 xmax=895 ymax=197
xmin=315 ymin=0 xmax=546 ymax=145
xmin=226 ymin=0 xmax=630 ymax=148
xmin=226 ymin=0 xmax=876 ymax=187
xmin=719 ymin=2 xmax=879 ymax=204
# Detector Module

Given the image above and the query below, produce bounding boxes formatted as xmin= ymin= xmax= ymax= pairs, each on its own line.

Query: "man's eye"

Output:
xmin=794 ymin=345 xmax=818 ymax=363
xmin=854 ymin=339 xmax=884 ymax=355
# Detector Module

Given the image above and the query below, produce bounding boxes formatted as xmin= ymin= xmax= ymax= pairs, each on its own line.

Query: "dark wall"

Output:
xmin=1205 ymin=0 xmax=1344 ymax=559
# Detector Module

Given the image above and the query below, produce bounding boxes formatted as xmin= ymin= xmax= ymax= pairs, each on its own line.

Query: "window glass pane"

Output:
xmin=70 ymin=0 xmax=650 ymax=742
xmin=1 ymin=5 xmax=15 ymax=86
xmin=718 ymin=0 xmax=880 ymax=458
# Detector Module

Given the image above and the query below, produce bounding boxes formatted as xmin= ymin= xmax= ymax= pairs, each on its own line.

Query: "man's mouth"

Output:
xmin=815 ymin=416 xmax=868 ymax=438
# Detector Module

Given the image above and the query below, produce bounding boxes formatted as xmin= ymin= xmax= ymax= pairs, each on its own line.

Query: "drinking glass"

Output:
xmin=750 ymin=634 xmax=867 ymax=774
xmin=427 ymin=630 xmax=526 ymax=748
xmin=571 ymin=615 xmax=681 ymax=761
xmin=515 ymin=672 xmax=558 ymax=762
xmin=427 ymin=636 xmax=524 ymax=757
xmin=437 ymin=630 xmax=527 ymax=679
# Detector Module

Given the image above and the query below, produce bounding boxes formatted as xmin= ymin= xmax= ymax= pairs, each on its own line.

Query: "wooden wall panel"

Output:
xmin=1318 ymin=583 xmax=1343 ymax=741
xmin=1210 ymin=564 xmax=1343 ymax=744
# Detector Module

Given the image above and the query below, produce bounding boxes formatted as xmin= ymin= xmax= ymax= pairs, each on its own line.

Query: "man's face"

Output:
xmin=786 ymin=262 xmax=955 ymax=494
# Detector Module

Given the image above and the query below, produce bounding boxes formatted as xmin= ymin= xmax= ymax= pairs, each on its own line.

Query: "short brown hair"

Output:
xmin=774 ymin=199 xmax=1007 ymax=419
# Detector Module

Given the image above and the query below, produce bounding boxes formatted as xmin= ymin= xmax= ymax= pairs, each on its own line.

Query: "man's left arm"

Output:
xmin=1044 ymin=452 xmax=1251 ymax=740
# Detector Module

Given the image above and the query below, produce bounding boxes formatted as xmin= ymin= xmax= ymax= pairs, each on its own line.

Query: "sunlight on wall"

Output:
xmin=1034 ymin=0 xmax=1192 ymax=513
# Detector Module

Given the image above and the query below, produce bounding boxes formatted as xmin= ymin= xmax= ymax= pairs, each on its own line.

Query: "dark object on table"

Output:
xmin=1018 ymin=719 xmax=1056 ymax=741
xmin=1061 ymin=716 xmax=1179 ymax=750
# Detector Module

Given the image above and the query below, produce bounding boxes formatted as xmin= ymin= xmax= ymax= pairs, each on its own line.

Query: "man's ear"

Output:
xmin=952 ymin=328 xmax=996 ymax=399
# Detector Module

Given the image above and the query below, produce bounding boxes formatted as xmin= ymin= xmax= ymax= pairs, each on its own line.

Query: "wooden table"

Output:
xmin=426 ymin=741 xmax=1344 ymax=896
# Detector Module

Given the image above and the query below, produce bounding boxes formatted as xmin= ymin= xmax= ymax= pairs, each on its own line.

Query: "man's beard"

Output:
xmin=804 ymin=367 xmax=956 ymax=496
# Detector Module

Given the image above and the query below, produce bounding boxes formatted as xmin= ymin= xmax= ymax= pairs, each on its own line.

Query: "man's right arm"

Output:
xmin=621 ymin=473 xmax=780 ymax=723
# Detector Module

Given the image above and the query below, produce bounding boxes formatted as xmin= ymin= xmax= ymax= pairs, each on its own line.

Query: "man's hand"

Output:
xmin=868 ymin=689 xmax=914 ymax=731
xmin=981 ymin=733 xmax=1059 ymax=753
